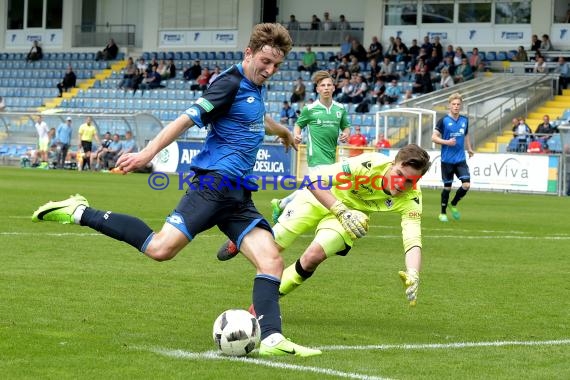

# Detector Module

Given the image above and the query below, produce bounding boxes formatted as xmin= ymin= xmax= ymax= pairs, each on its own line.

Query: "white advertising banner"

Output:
xmin=158 ymin=30 xmax=237 ymax=48
xmin=550 ymin=24 xmax=570 ymax=47
xmin=456 ymin=27 xmax=494 ymax=46
xmin=5 ymin=30 xmax=63 ymax=49
xmin=494 ymin=27 xmax=531 ymax=45
xmin=382 ymin=150 xmax=554 ymax=193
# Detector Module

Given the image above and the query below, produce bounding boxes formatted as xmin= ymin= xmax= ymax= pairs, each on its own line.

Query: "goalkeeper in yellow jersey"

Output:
xmin=218 ymin=144 xmax=431 ymax=306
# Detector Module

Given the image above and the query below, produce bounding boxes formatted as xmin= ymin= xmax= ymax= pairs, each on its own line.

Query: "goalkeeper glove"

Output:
xmin=398 ymin=269 xmax=419 ymax=306
xmin=330 ymin=200 xmax=369 ymax=239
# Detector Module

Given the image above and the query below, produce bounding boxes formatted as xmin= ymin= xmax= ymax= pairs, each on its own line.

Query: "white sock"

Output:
xmin=73 ymin=205 xmax=86 ymax=225
xmin=261 ymin=332 xmax=285 ymax=347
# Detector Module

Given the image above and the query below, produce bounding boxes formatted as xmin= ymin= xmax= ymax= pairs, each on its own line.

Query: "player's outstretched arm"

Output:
xmin=116 ymin=114 xmax=193 ymax=173
xmin=264 ymin=115 xmax=297 ymax=152
xmin=398 ymin=246 xmax=421 ymax=306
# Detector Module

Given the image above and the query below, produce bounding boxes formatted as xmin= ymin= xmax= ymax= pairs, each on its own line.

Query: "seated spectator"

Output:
xmin=298 ymin=45 xmax=318 ymax=74
xmin=118 ymin=57 xmax=136 ymax=90
xmin=138 ymin=65 xmax=162 ymax=93
xmin=56 ymin=65 xmax=77 ymax=97
xmin=469 ymin=48 xmax=482 ymax=71
xmin=514 ymin=117 xmax=533 ymax=152
xmin=290 ymin=77 xmax=306 ymax=104
xmin=435 ymin=56 xmax=456 ymax=77
xmin=367 ymin=58 xmax=381 ymax=82
xmin=540 ymin=34 xmax=553 ymax=52
xmin=136 ymin=57 xmax=147 ymax=71
xmin=412 ymin=66 xmax=434 ymax=94
xmin=379 ymin=79 xmax=401 ymax=105
xmin=348 ymin=56 xmax=361 ymax=75
xmin=26 ymin=40 xmax=43 ymax=62
xmin=348 ymin=126 xmax=367 ymax=157
xmin=95 ymin=38 xmax=119 ymax=61
xmin=335 ymin=77 xmax=353 ymax=103
xmin=513 ymin=46 xmax=528 ymax=62
xmin=453 ymin=47 xmax=467 ymax=66
xmin=375 ymin=133 xmax=391 ymax=149
xmin=533 ymin=55 xmax=548 ymax=73
xmin=102 ymin=134 xmax=123 ymax=169
xmin=157 ymin=59 xmax=169 ymax=79
xmin=90 ymin=131 xmax=112 ymax=170
xmin=378 ymin=57 xmax=397 ymax=82
xmin=287 ymin=14 xmax=300 ymax=30
xmin=279 ymin=101 xmax=297 ymax=126
xmin=116 ymin=131 xmax=138 ymax=160
xmin=348 ymin=39 xmax=368 ymax=63
xmin=454 ymin=57 xmax=474 ymax=83
xmin=369 ymin=78 xmax=386 ymax=104
xmin=348 ymin=74 xmax=368 ymax=104
xmin=130 ymin=69 xmax=144 ymax=94
xmin=166 ymin=58 xmax=177 ymax=79
xmin=530 ymin=34 xmax=541 ymax=52
xmin=183 ymin=60 xmax=202 ymax=81
xmin=535 ymin=115 xmax=559 ymax=142
xmin=440 ymin=68 xmax=455 ymax=88
xmin=555 ymin=56 xmax=570 ymax=95
xmin=190 ymin=67 xmax=211 ymax=91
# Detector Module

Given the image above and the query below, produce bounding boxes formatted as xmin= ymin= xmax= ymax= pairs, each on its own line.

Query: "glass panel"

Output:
xmin=422 ymin=3 xmax=454 ymax=23
xmin=495 ymin=1 xmax=531 ymax=24
xmin=46 ymin=0 xmax=63 ymax=29
xmin=458 ymin=2 xmax=492 ymax=23
xmin=27 ymin=0 xmax=44 ymax=28
xmin=385 ymin=4 xmax=418 ymax=26
xmin=7 ymin=0 xmax=25 ymax=29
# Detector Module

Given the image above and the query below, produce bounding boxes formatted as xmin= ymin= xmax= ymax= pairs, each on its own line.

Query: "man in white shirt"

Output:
xmin=34 ymin=115 xmax=50 ymax=164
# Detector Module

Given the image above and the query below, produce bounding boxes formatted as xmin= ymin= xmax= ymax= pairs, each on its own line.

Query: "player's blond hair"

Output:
xmin=248 ymin=23 xmax=293 ymax=57
xmin=448 ymin=92 xmax=463 ymax=103
xmin=312 ymin=70 xmax=332 ymax=86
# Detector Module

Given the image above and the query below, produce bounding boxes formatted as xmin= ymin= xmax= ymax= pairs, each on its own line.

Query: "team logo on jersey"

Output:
xmin=336 ymin=111 xmax=342 ymax=118
xmin=412 ymin=197 xmax=420 ymax=204
xmin=316 ymin=118 xmax=322 ymax=125
xmin=285 ymin=209 xmax=294 ymax=218
xmin=167 ymin=214 xmax=183 ymax=225
xmin=385 ymin=199 xmax=393 ymax=208
xmin=459 ymin=128 xmax=465 ymax=135
xmin=187 ymin=108 xmax=199 ymax=117
xmin=246 ymin=96 xmax=255 ymax=103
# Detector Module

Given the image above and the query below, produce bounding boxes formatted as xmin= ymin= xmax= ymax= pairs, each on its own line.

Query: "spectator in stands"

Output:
xmin=77 ymin=116 xmax=101 ymax=171
xmin=380 ymin=79 xmax=401 ymax=105
xmin=535 ymin=115 xmax=559 ymax=142
xmin=183 ymin=60 xmax=202 ymax=81
xmin=34 ymin=115 xmax=49 ymax=165
xmin=435 ymin=55 xmax=456 ymax=77
xmin=444 ymin=44 xmax=455 ymax=60
xmin=310 ymin=15 xmax=321 ymax=30
xmin=555 ymin=56 xmax=570 ymax=95
xmin=118 ymin=57 xmax=136 ymax=90
xmin=297 ymin=45 xmax=317 ymax=74
xmin=139 ymin=65 xmax=163 ymax=93
xmin=384 ymin=36 xmax=396 ymax=61
xmin=130 ymin=68 xmax=144 ymax=94
xmin=90 ymin=131 xmax=112 ymax=170
xmin=279 ymin=101 xmax=297 ymax=126
xmin=322 ymin=12 xmax=335 ymax=31
xmin=348 ymin=74 xmax=368 ymax=104
xmin=286 ymin=15 xmax=300 ymax=31
xmin=530 ymin=34 xmax=541 ymax=52
xmin=540 ymin=34 xmax=553 ymax=52
xmin=426 ymin=49 xmax=440 ymax=71
xmin=0 ymin=96 xmax=5 ymax=111
xmin=432 ymin=36 xmax=444 ymax=63
xmin=393 ymin=37 xmax=409 ymax=64
xmin=347 ymin=39 xmax=368 ymax=63
xmin=348 ymin=126 xmax=367 ymax=156
xmin=454 ymin=57 xmax=474 ymax=83
xmin=166 ymin=58 xmax=176 ymax=79
xmin=533 ymin=55 xmax=548 ymax=73
xmin=469 ymin=47 xmax=482 ymax=71
xmin=146 ymin=57 xmax=159 ymax=73
xmin=102 ymin=133 xmax=123 ymax=169
xmin=378 ymin=56 xmax=397 ymax=82
xmin=337 ymin=15 xmax=351 ymax=31
xmin=55 ymin=117 xmax=73 ymax=169
xmin=412 ymin=66 xmax=434 ymax=94
xmin=366 ymin=36 xmax=383 ymax=61
xmin=117 ymin=131 xmax=138 ymax=160
xmin=56 ymin=65 xmax=77 ymax=97
xmin=413 ymin=56 xmax=427 ymax=75
xmin=369 ymin=77 xmax=386 ymax=104
xmin=191 ymin=67 xmax=211 ymax=91
xmin=96 ymin=38 xmax=119 ymax=61
xmin=514 ymin=117 xmax=533 ymax=153
xmin=440 ymin=68 xmax=455 ymax=88
xmin=208 ymin=66 xmax=222 ymax=84
xmin=407 ymin=39 xmax=421 ymax=67
xmin=290 ymin=77 xmax=306 ymax=104
xmin=367 ymin=58 xmax=381 ymax=83
xmin=453 ymin=47 xmax=467 ymax=66
xmin=348 ymin=56 xmax=361 ymax=75
xmin=26 ymin=40 xmax=43 ymax=62
xmin=375 ymin=133 xmax=391 ymax=149
xmin=335 ymin=77 xmax=353 ymax=103
xmin=513 ymin=45 xmax=528 ymax=62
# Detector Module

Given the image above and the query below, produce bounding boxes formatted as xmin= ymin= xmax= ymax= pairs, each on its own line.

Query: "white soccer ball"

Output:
xmin=212 ymin=309 xmax=260 ymax=356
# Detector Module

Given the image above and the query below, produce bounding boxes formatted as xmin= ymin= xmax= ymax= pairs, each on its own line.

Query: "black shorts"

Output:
xmin=81 ymin=141 xmax=93 ymax=153
xmin=166 ymin=171 xmax=271 ymax=247
xmin=441 ymin=161 xmax=471 ymax=186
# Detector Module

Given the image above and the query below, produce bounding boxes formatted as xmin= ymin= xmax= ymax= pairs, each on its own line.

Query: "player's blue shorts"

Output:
xmin=441 ymin=161 xmax=470 ymax=186
xmin=166 ymin=171 xmax=272 ymax=249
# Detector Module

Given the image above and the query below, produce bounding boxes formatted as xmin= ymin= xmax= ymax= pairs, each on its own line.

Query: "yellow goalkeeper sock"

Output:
xmin=279 ymin=262 xmax=306 ymax=296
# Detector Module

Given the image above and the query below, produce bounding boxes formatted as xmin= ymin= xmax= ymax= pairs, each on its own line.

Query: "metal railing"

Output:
xmin=73 ymin=24 xmax=136 ymax=48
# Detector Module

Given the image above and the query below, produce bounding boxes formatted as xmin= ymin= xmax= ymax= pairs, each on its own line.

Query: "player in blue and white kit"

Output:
xmin=32 ymin=23 xmax=320 ymax=357
xmin=431 ymin=92 xmax=474 ymax=222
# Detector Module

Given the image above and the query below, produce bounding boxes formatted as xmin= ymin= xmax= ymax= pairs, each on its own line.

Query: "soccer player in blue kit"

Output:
xmin=431 ymin=92 xmax=474 ymax=222
xmin=32 ymin=23 xmax=321 ymax=357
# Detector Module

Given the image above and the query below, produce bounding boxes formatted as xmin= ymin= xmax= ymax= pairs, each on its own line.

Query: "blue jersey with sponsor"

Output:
xmin=435 ymin=114 xmax=469 ymax=164
xmin=184 ymin=64 xmax=266 ymax=187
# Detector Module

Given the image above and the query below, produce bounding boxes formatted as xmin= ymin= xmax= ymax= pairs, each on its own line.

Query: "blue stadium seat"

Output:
xmin=497 ymin=51 xmax=508 ymax=61
xmin=485 ymin=51 xmax=497 ymax=61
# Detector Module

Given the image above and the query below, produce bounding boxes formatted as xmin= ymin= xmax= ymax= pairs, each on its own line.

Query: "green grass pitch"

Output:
xmin=1 ymin=166 xmax=569 ymax=379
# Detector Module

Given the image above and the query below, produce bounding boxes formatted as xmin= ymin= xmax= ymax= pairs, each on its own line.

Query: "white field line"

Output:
xmin=143 ymin=347 xmax=392 ymax=380
xmin=2 ymin=231 xmax=570 ymax=241
xmin=316 ymin=338 xmax=570 ymax=351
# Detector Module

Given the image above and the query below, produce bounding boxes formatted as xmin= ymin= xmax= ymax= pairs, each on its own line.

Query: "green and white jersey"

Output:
xmin=309 ymin=152 xmax=423 ymax=251
xmin=297 ymin=99 xmax=350 ymax=167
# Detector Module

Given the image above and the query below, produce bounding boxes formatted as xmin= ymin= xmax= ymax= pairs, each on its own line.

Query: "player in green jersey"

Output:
xmin=271 ymin=70 xmax=351 ymax=222
xmin=219 ymin=144 xmax=431 ymax=306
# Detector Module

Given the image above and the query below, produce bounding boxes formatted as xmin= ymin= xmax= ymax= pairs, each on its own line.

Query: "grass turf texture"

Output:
xmin=1 ymin=166 xmax=569 ymax=379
